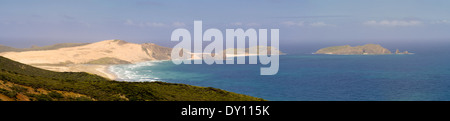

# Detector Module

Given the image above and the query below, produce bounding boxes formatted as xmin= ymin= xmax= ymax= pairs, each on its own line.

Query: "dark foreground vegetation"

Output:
xmin=0 ymin=56 xmax=264 ymax=101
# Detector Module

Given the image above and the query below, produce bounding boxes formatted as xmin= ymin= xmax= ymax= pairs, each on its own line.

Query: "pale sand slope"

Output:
xmin=0 ymin=39 xmax=172 ymax=80
xmin=0 ymin=40 xmax=155 ymax=65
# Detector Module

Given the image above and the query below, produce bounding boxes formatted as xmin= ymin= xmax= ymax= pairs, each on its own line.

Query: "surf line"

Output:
xmin=170 ymin=21 xmax=279 ymax=75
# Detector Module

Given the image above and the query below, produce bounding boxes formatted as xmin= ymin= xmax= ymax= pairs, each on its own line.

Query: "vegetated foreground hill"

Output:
xmin=0 ymin=56 xmax=265 ymax=101
xmin=0 ymin=80 xmax=94 ymax=101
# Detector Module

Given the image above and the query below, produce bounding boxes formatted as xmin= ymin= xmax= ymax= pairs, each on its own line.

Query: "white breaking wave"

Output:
xmin=109 ymin=61 xmax=166 ymax=82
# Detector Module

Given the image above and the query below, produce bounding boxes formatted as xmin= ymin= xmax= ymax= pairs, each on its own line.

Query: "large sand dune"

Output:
xmin=0 ymin=40 xmax=171 ymax=65
xmin=0 ymin=40 xmax=172 ymax=80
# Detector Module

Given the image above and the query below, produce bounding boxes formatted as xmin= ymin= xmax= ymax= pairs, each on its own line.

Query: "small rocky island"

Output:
xmin=314 ymin=44 xmax=411 ymax=55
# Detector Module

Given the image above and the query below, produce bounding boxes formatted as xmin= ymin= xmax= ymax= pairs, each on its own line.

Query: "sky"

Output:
xmin=1 ymin=0 xmax=450 ymax=48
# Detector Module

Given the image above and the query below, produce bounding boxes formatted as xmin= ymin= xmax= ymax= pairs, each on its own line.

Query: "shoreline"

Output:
xmin=30 ymin=59 xmax=172 ymax=81
xmin=95 ymin=65 xmax=117 ymax=80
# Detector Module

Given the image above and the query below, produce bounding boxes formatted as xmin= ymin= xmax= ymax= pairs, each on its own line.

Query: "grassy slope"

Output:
xmin=0 ymin=56 xmax=264 ymax=101
xmin=0 ymin=80 xmax=94 ymax=101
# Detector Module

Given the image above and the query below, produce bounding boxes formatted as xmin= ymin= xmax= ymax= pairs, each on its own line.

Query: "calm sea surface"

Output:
xmin=110 ymin=42 xmax=450 ymax=101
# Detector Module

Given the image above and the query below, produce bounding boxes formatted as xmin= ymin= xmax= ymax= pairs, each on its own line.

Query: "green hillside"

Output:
xmin=0 ymin=56 xmax=264 ymax=101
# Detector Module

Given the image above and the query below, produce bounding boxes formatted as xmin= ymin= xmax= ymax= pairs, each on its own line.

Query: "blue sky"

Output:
xmin=1 ymin=0 xmax=450 ymax=47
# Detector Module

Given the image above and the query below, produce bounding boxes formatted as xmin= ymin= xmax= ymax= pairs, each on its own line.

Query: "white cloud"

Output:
xmin=172 ymin=22 xmax=186 ymax=27
xmin=432 ymin=20 xmax=450 ymax=24
xmin=363 ymin=20 xmax=422 ymax=27
xmin=281 ymin=21 xmax=304 ymax=27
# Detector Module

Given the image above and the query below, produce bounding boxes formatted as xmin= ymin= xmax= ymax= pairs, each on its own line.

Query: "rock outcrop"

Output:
xmin=395 ymin=49 xmax=410 ymax=54
xmin=141 ymin=43 xmax=172 ymax=60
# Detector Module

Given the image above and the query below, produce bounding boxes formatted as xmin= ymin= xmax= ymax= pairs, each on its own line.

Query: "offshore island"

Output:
xmin=314 ymin=44 xmax=412 ymax=55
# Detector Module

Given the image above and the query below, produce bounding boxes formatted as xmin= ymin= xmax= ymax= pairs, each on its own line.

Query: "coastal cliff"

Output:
xmin=315 ymin=44 xmax=394 ymax=55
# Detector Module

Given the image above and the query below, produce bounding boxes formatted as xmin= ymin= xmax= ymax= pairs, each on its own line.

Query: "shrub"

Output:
xmin=75 ymin=96 xmax=93 ymax=101
xmin=48 ymin=91 xmax=64 ymax=99
xmin=10 ymin=85 xmax=27 ymax=93
xmin=29 ymin=94 xmax=53 ymax=101
xmin=0 ymin=88 xmax=17 ymax=98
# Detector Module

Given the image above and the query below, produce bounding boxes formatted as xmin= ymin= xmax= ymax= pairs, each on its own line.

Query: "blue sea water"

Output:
xmin=110 ymin=42 xmax=450 ymax=101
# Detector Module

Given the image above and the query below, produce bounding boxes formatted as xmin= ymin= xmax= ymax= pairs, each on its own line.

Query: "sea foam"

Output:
xmin=109 ymin=61 xmax=165 ymax=82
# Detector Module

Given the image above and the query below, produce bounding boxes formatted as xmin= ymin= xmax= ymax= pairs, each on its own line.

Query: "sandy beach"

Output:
xmin=32 ymin=64 xmax=117 ymax=80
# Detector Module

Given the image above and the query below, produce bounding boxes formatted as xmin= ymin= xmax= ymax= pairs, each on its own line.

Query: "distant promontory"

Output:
xmin=314 ymin=44 xmax=411 ymax=55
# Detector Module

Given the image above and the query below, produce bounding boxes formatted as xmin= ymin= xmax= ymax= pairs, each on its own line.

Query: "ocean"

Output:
xmin=110 ymin=42 xmax=450 ymax=101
